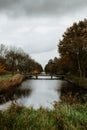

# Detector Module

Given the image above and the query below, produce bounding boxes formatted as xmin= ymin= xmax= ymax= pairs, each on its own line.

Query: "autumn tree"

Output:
xmin=58 ymin=19 xmax=87 ymax=78
xmin=56 ymin=56 xmax=76 ymax=75
xmin=5 ymin=46 xmax=43 ymax=74
xmin=45 ymin=58 xmax=58 ymax=78
xmin=0 ymin=44 xmax=43 ymax=75
xmin=5 ymin=47 xmax=19 ymax=75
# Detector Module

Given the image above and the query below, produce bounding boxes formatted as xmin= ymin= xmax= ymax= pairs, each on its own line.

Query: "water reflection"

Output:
xmin=0 ymin=77 xmax=67 ymax=110
xmin=0 ymin=87 xmax=32 ymax=104
xmin=0 ymin=101 xmax=12 ymax=111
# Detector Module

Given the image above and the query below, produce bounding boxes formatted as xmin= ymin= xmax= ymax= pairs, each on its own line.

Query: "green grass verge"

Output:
xmin=0 ymin=103 xmax=87 ymax=130
xmin=0 ymin=74 xmax=13 ymax=80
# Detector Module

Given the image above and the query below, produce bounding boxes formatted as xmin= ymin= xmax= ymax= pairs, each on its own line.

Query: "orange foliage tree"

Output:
xmin=0 ymin=65 xmax=8 ymax=75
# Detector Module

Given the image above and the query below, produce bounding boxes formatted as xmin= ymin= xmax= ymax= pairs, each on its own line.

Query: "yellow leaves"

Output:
xmin=32 ymin=70 xmax=39 ymax=74
xmin=0 ymin=64 xmax=8 ymax=74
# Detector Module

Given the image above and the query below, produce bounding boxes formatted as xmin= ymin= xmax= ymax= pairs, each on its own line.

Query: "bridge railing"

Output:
xmin=24 ymin=73 xmax=65 ymax=80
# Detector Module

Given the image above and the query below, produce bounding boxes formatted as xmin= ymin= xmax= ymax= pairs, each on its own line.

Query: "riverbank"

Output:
xmin=60 ymin=75 xmax=87 ymax=104
xmin=0 ymin=102 xmax=87 ymax=130
xmin=0 ymin=74 xmax=24 ymax=92
xmin=0 ymin=75 xmax=87 ymax=129
xmin=65 ymin=75 xmax=87 ymax=88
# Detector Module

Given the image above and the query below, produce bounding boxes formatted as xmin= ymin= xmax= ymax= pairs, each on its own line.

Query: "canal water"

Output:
xmin=0 ymin=76 xmax=67 ymax=110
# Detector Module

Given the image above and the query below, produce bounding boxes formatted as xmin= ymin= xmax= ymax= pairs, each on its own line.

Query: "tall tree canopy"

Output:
xmin=58 ymin=19 xmax=87 ymax=78
xmin=45 ymin=57 xmax=58 ymax=76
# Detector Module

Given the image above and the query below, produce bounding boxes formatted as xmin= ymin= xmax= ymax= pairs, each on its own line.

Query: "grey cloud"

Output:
xmin=0 ymin=0 xmax=17 ymax=10
xmin=0 ymin=0 xmax=87 ymax=67
xmin=0 ymin=0 xmax=87 ymax=17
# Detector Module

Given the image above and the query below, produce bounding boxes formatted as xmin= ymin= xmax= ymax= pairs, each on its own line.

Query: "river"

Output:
xmin=0 ymin=76 xmax=68 ymax=110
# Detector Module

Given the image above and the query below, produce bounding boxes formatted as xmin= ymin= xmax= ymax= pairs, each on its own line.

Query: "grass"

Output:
xmin=66 ymin=75 xmax=87 ymax=88
xmin=0 ymin=103 xmax=87 ymax=130
xmin=0 ymin=74 xmax=13 ymax=80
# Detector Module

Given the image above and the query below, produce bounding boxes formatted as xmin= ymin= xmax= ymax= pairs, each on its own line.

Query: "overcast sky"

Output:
xmin=0 ymin=0 xmax=87 ymax=68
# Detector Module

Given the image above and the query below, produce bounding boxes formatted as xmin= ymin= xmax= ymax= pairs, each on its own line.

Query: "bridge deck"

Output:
xmin=26 ymin=78 xmax=59 ymax=80
xmin=24 ymin=74 xmax=65 ymax=80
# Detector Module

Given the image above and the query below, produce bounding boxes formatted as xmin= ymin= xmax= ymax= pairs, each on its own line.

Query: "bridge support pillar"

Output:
xmin=36 ymin=75 xmax=38 ymax=79
xmin=51 ymin=75 xmax=53 ymax=79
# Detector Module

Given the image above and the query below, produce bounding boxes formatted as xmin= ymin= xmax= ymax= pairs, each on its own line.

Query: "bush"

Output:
xmin=0 ymin=65 xmax=9 ymax=75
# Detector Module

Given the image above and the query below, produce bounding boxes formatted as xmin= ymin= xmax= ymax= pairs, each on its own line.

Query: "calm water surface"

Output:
xmin=0 ymin=76 xmax=67 ymax=110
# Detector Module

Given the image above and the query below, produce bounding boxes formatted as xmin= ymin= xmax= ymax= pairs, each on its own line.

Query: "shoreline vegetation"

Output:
xmin=61 ymin=75 xmax=87 ymax=104
xmin=0 ymin=74 xmax=24 ymax=92
xmin=65 ymin=75 xmax=87 ymax=89
xmin=0 ymin=99 xmax=87 ymax=130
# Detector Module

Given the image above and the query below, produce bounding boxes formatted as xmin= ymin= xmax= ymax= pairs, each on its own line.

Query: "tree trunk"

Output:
xmin=83 ymin=68 xmax=86 ymax=78
xmin=36 ymin=75 xmax=38 ymax=79
xmin=77 ymin=55 xmax=82 ymax=78
xmin=51 ymin=74 xmax=53 ymax=79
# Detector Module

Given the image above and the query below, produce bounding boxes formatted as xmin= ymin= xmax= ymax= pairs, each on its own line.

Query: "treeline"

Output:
xmin=45 ymin=57 xmax=58 ymax=76
xmin=45 ymin=19 xmax=87 ymax=78
xmin=0 ymin=44 xmax=43 ymax=75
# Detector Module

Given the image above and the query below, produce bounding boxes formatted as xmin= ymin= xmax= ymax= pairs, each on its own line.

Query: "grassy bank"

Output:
xmin=0 ymin=74 xmax=24 ymax=91
xmin=0 ymin=103 xmax=87 ymax=130
xmin=0 ymin=74 xmax=12 ymax=80
xmin=0 ymin=74 xmax=87 ymax=130
xmin=66 ymin=75 xmax=87 ymax=88
xmin=61 ymin=75 xmax=87 ymax=104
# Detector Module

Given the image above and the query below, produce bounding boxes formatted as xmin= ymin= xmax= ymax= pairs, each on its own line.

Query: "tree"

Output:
xmin=0 ymin=44 xmax=7 ymax=57
xmin=56 ymin=56 xmax=75 ymax=75
xmin=45 ymin=58 xmax=57 ymax=78
xmin=0 ymin=44 xmax=43 ymax=75
xmin=58 ymin=19 xmax=87 ymax=78
xmin=5 ymin=47 xmax=19 ymax=75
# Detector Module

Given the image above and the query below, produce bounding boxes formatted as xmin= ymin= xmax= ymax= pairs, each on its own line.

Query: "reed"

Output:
xmin=0 ymin=102 xmax=87 ymax=130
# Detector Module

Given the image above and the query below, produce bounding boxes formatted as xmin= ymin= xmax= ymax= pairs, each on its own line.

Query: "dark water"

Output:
xmin=0 ymin=76 xmax=68 ymax=110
